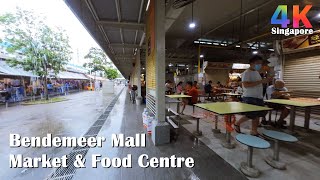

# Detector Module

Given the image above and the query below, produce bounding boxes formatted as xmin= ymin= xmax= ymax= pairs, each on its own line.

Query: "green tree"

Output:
xmin=105 ymin=68 xmax=118 ymax=80
xmin=0 ymin=9 xmax=72 ymax=100
xmin=83 ymin=47 xmax=112 ymax=73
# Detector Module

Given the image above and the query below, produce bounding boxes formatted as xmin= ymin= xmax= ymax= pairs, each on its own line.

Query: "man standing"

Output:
xmin=234 ymin=55 xmax=272 ymax=136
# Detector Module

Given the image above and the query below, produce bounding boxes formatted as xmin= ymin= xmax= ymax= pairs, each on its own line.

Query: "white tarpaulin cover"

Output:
xmin=56 ymin=71 xmax=88 ymax=80
xmin=86 ymin=74 xmax=106 ymax=81
xmin=0 ymin=60 xmax=38 ymax=77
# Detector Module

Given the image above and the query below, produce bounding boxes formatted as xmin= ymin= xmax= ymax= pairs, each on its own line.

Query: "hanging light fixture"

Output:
xmin=188 ymin=2 xmax=196 ymax=29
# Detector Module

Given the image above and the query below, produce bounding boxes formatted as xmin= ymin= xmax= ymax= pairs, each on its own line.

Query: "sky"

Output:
xmin=0 ymin=0 xmax=103 ymax=66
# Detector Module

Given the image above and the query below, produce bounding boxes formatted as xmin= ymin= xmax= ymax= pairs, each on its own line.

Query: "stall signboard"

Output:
xmin=308 ymin=32 xmax=320 ymax=45
xmin=203 ymin=62 xmax=232 ymax=70
xmin=282 ymin=30 xmax=320 ymax=53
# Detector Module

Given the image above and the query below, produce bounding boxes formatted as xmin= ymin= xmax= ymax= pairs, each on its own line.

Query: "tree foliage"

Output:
xmin=0 ymin=9 xmax=72 ymax=99
xmin=105 ymin=68 xmax=118 ymax=80
xmin=83 ymin=47 xmax=112 ymax=73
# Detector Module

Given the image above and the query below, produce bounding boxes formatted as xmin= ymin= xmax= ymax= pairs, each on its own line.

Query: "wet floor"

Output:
xmin=0 ymin=87 xmax=121 ymax=179
xmin=0 ymin=86 xmax=248 ymax=180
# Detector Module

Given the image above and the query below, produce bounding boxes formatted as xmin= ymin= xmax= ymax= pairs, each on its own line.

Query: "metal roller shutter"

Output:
xmin=284 ymin=50 xmax=320 ymax=117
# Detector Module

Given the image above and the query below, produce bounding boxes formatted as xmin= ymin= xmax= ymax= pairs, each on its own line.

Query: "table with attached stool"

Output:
xmin=236 ymin=134 xmax=270 ymax=178
xmin=262 ymin=129 xmax=298 ymax=170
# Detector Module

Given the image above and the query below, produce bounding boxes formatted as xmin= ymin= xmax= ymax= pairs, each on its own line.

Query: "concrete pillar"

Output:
xmin=136 ymin=49 xmax=142 ymax=97
xmin=151 ymin=0 xmax=170 ymax=145
xmin=155 ymin=0 xmax=165 ymax=123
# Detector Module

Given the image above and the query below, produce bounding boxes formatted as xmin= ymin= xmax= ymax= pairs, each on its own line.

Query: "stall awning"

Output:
xmin=0 ymin=60 xmax=38 ymax=77
xmin=86 ymin=75 xmax=106 ymax=81
xmin=56 ymin=71 xmax=88 ymax=80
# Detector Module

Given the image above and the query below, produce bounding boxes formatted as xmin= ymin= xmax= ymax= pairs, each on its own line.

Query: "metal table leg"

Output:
xmin=289 ymin=106 xmax=297 ymax=134
xmin=304 ymin=107 xmax=311 ymax=131
xmin=212 ymin=115 xmax=221 ymax=134
xmin=193 ymin=118 xmax=202 ymax=136
xmin=240 ymin=146 xmax=260 ymax=177
xmin=265 ymin=140 xmax=286 ymax=170
xmin=222 ymin=115 xmax=235 ymax=149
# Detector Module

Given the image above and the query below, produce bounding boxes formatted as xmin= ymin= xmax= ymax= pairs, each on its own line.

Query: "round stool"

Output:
xmin=191 ymin=113 xmax=205 ymax=136
xmin=236 ymin=134 xmax=270 ymax=178
xmin=262 ymin=129 xmax=298 ymax=170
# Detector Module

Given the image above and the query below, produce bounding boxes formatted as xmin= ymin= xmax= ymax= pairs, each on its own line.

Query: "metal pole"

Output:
xmin=226 ymin=115 xmax=231 ymax=143
xmin=247 ymin=146 xmax=253 ymax=168
xmin=273 ymin=140 xmax=280 ymax=161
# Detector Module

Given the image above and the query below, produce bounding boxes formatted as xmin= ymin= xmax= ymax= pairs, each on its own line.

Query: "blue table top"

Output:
xmin=262 ymin=129 xmax=298 ymax=142
xmin=236 ymin=134 xmax=270 ymax=149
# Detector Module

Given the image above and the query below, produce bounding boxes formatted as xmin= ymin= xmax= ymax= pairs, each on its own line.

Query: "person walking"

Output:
xmin=234 ymin=55 xmax=272 ymax=136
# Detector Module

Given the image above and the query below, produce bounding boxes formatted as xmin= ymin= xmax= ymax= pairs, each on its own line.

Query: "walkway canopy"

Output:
xmin=65 ymin=0 xmax=320 ymax=78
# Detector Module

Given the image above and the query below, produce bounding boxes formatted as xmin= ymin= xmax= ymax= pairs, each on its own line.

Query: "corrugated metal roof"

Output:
xmin=0 ymin=60 xmax=38 ymax=77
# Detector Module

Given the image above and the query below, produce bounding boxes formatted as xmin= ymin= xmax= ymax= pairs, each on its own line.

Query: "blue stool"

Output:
xmin=236 ymin=134 xmax=270 ymax=178
xmin=262 ymin=129 xmax=298 ymax=170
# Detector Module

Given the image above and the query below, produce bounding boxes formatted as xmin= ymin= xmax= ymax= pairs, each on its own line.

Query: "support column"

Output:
xmin=151 ymin=0 xmax=170 ymax=145
xmin=136 ymin=49 xmax=141 ymax=97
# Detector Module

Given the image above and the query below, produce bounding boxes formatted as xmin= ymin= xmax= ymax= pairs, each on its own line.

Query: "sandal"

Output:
xmin=234 ymin=124 xmax=242 ymax=133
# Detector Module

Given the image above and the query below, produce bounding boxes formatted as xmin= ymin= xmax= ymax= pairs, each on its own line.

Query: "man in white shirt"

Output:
xmin=265 ymin=80 xmax=290 ymax=128
xmin=234 ymin=55 xmax=272 ymax=136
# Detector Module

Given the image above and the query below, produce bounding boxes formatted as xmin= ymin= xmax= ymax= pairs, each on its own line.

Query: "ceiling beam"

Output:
xmin=97 ymin=21 xmax=145 ymax=31
xmin=110 ymin=43 xmax=145 ymax=49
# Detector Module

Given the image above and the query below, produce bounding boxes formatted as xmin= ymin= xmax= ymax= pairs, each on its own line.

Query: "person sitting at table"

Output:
xmin=204 ymin=80 xmax=213 ymax=100
xmin=266 ymin=80 xmax=290 ymax=129
xmin=165 ymin=80 xmax=174 ymax=95
xmin=193 ymin=81 xmax=199 ymax=89
xmin=234 ymin=55 xmax=272 ymax=136
xmin=176 ymin=81 xmax=183 ymax=94
xmin=180 ymin=81 xmax=198 ymax=114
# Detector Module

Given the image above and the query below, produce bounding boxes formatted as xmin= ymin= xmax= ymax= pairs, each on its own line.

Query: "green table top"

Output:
xmin=166 ymin=95 xmax=192 ymax=98
xmin=264 ymin=99 xmax=320 ymax=107
xmin=195 ymin=102 xmax=271 ymax=115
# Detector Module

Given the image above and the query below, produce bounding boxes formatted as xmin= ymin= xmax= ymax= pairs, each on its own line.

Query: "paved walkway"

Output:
xmin=0 ymin=87 xmax=248 ymax=180
xmin=0 ymin=87 xmax=119 ymax=179
xmin=73 ymin=90 xmax=247 ymax=180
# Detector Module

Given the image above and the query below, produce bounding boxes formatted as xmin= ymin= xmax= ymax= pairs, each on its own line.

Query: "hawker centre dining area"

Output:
xmin=65 ymin=0 xmax=320 ymax=179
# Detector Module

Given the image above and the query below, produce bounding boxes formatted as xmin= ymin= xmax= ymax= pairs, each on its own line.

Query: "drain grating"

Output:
xmin=84 ymin=126 xmax=102 ymax=136
xmin=92 ymin=120 xmax=105 ymax=127
xmin=48 ymin=149 xmax=88 ymax=179
xmin=98 ymin=114 xmax=108 ymax=120
xmin=46 ymin=88 xmax=124 ymax=180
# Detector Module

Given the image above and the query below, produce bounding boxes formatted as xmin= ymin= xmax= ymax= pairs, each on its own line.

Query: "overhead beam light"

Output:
xmin=146 ymin=0 xmax=150 ymax=11
xmin=200 ymin=54 xmax=204 ymax=58
xmin=318 ymin=13 xmax=320 ymax=18
xmin=252 ymin=51 xmax=258 ymax=54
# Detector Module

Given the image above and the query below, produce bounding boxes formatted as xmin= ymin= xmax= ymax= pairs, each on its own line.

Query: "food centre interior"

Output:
xmin=1 ymin=0 xmax=320 ymax=179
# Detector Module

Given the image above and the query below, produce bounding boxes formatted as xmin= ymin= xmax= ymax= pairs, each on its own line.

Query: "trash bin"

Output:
xmin=136 ymin=96 xmax=142 ymax=105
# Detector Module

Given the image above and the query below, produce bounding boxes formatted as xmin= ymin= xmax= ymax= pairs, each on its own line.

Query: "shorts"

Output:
xmin=242 ymin=97 xmax=267 ymax=119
